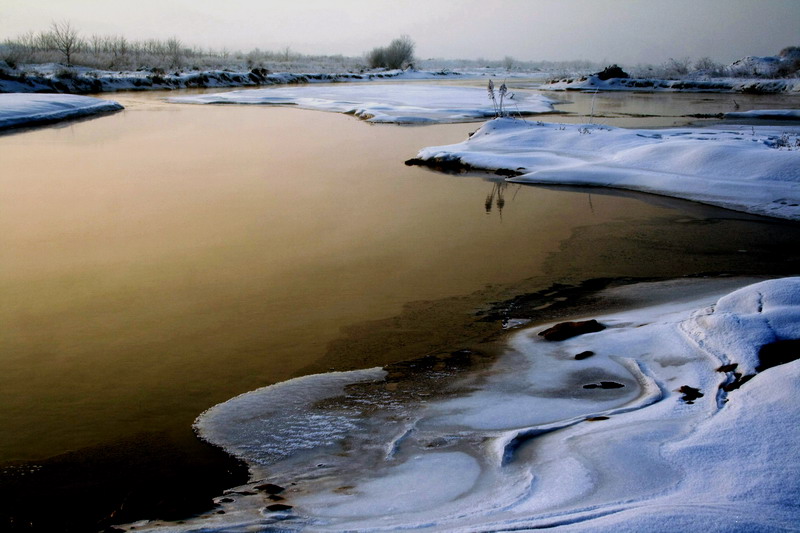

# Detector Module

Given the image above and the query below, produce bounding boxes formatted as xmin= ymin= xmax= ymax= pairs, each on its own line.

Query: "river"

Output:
xmin=1 ymin=85 xmax=799 ymax=530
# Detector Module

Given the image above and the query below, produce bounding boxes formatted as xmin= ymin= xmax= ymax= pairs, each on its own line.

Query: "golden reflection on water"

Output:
xmin=0 ymin=96 xmax=677 ymax=462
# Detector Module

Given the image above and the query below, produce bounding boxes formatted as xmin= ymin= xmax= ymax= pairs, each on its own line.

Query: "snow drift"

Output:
xmin=118 ymin=277 xmax=800 ymax=532
xmin=0 ymin=93 xmax=122 ymax=130
xmin=410 ymin=118 xmax=800 ymax=220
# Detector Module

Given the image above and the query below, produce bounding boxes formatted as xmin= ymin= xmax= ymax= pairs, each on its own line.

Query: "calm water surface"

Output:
xmin=0 ymin=94 xmax=675 ymax=462
xmin=1 ymin=88 xmax=799 ymax=529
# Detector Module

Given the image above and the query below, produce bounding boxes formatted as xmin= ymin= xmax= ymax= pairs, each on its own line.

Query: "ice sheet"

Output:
xmin=168 ymin=84 xmax=556 ymax=123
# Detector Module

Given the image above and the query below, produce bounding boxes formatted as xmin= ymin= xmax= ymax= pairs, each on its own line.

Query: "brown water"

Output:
xmin=0 ymin=94 xmax=676 ymax=463
xmin=536 ymin=88 xmax=800 ymax=127
xmin=1 ymin=89 xmax=800 ymax=530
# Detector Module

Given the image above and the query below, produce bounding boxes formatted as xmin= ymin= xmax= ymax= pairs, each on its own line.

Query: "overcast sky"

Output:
xmin=1 ymin=0 xmax=798 ymax=65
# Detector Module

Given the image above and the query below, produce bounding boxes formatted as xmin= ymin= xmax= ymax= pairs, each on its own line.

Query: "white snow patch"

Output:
xmin=0 ymin=93 xmax=122 ymax=130
xmin=118 ymin=277 xmax=800 ymax=532
xmin=413 ymin=118 xmax=800 ymax=220
xmin=541 ymin=75 xmax=800 ymax=93
xmin=168 ymin=84 xmax=556 ymax=124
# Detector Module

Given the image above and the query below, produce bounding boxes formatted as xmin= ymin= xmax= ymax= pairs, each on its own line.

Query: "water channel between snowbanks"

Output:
xmin=1 ymin=86 xmax=799 ymax=530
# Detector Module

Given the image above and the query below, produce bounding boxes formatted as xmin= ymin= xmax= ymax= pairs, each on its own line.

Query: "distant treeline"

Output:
xmin=0 ymin=21 xmax=604 ymax=75
xmin=6 ymin=21 xmax=792 ymax=80
xmin=0 ymin=21 xmax=365 ymax=72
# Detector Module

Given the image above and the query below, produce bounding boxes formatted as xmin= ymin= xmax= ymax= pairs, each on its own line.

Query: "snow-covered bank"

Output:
xmin=169 ymin=85 xmax=557 ymax=124
xmin=0 ymin=64 xmax=470 ymax=94
xmin=0 ymin=65 xmax=462 ymax=94
xmin=409 ymin=118 xmax=800 ymax=220
xmin=118 ymin=277 xmax=800 ymax=532
xmin=0 ymin=93 xmax=122 ymax=130
xmin=541 ymin=75 xmax=800 ymax=94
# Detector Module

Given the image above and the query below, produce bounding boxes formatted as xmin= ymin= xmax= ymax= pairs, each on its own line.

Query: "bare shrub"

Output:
xmin=366 ymin=46 xmax=386 ymax=68
xmin=385 ymin=35 xmax=414 ymax=69
xmin=366 ymin=35 xmax=415 ymax=69
xmin=775 ymin=46 xmax=800 ymax=77
xmin=693 ymin=57 xmax=725 ymax=76
xmin=662 ymin=57 xmax=691 ymax=78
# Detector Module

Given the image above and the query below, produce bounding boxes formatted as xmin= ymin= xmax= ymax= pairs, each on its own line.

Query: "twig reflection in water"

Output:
xmin=484 ymin=182 xmax=521 ymax=219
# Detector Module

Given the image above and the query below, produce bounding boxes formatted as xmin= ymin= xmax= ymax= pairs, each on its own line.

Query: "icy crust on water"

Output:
xmin=413 ymin=118 xmax=800 ymax=220
xmin=122 ymin=278 xmax=800 ymax=532
xmin=0 ymin=93 xmax=122 ymax=130
xmin=724 ymin=108 xmax=800 ymax=120
xmin=168 ymin=84 xmax=556 ymax=124
xmin=195 ymin=368 xmax=388 ymax=467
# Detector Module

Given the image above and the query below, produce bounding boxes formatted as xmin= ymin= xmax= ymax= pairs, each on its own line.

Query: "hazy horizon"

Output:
xmin=1 ymin=0 xmax=798 ymax=65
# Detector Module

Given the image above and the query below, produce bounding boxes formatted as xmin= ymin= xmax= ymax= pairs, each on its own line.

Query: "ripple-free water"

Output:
xmin=1 ymin=88 xmax=799 ymax=528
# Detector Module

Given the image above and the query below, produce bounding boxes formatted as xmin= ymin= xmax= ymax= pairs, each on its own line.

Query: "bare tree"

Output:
xmin=109 ymin=35 xmax=128 ymax=65
xmin=165 ymin=37 xmax=183 ymax=67
xmin=51 ymin=20 xmax=81 ymax=65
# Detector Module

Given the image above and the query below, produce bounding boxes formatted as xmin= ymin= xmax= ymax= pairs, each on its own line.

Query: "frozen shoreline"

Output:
xmin=409 ymin=118 xmax=800 ymax=220
xmin=540 ymin=74 xmax=800 ymax=94
xmin=0 ymin=65 xmax=511 ymax=95
xmin=118 ymin=276 xmax=800 ymax=532
xmin=0 ymin=93 xmax=123 ymax=130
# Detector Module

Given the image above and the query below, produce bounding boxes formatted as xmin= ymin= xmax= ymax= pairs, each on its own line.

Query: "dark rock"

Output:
xmin=265 ymin=504 xmax=293 ymax=512
xmin=583 ymin=381 xmax=624 ymax=389
xmin=721 ymin=374 xmax=755 ymax=392
xmin=595 ymin=64 xmax=630 ymax=80
xmin=586 ymin=416 xmax=609 ymax=421
xmin=220 ymin=497 xmax=234 ymax=503
xmin=539 ymin=319 xmax=605 ymax=341
xmin=268 ymin=494 xmax=285 ymax=501
xmin=717 ymin=363 xmax=738 ymax=373
xmin=494 ymin=168 xmax=523 ymax=177
xmin=575 ymin=351 xmax=595 ymax=360
xmin=756 ymin=339 xmax=800 ymax=372
xmin=254 ymin=483 xmax=285 ymax=494
xmin=404 ymin=156 xmax=474 ymax=174
xmin=678 ymin=385 xmax=703 ymax=404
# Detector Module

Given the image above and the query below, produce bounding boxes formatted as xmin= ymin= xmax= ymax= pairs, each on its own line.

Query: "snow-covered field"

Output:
xmin=537 ymin=52 xmax=799 ymax=93
xmin=118 ymin=277 xmax=800 ymax=532
xmin=409 ymin=118 xmax=800 ymax=220
xmin=0 ymin=93 xmax=122 ymax=130
xmin=168 ymin=84 xmax=556 ymax=124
